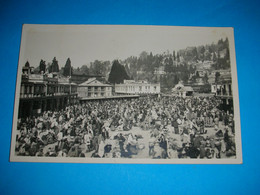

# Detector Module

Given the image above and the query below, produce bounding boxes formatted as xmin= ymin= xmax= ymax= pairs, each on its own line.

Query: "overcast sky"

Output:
xmin=21 ymin=25 xmax=231 ymax=68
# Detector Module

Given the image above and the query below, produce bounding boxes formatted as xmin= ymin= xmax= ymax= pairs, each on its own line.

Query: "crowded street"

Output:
xmin=15 ymin=96 xmax=236 ymax=159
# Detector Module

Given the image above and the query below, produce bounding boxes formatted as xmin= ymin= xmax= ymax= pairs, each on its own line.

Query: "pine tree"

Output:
xmin=25 ymin=61 xmax=30 ymax=67
xmin=39 ymin=59 xmax=46 ymax=73
xmin=108 ymin=60 xmax=130 ymax=84
xmin=63 ymin=58 xmax=73 ymax=76
xmin=173 ymin=51 xmax=176 ymax=61
xmin=49 ymin=57 xmax=59 ymax=73
xmin=176 ymin=52 xmax=180 ymax=62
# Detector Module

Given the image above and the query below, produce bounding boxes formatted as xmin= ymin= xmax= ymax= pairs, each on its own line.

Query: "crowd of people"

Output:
xmin=15 ymin=95 xmax=236 ymax=159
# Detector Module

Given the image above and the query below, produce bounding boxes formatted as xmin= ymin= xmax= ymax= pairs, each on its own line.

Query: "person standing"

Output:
xmin=172 ymin=116 xmax=179 ymax=134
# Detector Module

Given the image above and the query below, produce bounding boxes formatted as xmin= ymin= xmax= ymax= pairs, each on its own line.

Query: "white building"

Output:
xmin=154 ymin=66 xmax=166 ymax=75
xmin=115 ymin=80 xmax=160 ymax=95
xmin=78 ymin=78 xmax=112 ymax=98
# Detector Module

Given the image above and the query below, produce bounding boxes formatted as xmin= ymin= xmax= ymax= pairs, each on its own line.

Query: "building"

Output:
xmin=70 ymin=72 xmax=104 ymax=84
xmin=77 ymin=78 xmax=112 ymax=98
xmin=208 ymin=72 xmax=221 ymax=94
xmin=208 ymin=70 xmax=232 ymax=95
xmin=172 ymin=82 xmax=193 ymax=98
xmin=137 ymin=70 xmax=146 ymax=75
xmin=208 ymin=69 xmax=233 ymax=113
xmin=19 ymin=65 xmax=77 ymax=118
xmin=194 ymin=61 xmax=213 ymax=70
xmin=154 ymin=66 xmax=166 ymax=75
xmin=195 ymin=69 xmax=208 ymax=78
xmin=215 ymin=71 xmax=232 ymax=96
xmin=115 ymin=80 xmax=160 ymax=95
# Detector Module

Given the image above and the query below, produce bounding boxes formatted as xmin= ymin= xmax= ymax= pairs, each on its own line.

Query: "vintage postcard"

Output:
xmin=10 ymin=25 xmax=242 ymax=163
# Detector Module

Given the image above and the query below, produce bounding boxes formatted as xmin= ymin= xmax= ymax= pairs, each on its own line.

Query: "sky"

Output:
xmin=20 ymin=25 xmax=231 ymax=68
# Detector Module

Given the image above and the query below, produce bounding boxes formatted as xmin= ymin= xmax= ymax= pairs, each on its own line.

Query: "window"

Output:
xmin=24 ymin=86 xmax=27 ymax=94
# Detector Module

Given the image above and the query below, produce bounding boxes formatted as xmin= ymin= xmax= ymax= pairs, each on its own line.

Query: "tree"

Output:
xmin=204 ymin=50 xmax=211 ymax=61
xmin=215 ymin=72 xmax=220 ymax=84
xmin=125 ymin=64 xmax=131 ymax=76
xmin=108 ymin=60 xmax=130 ymax=84
xmin=190 ymin=75 xmax=197 ymax=83
xmin=139 ymin=51 xmax=148 ymax=61
xmin=174 ymin=75 xmax=180 ymax=85
xmin=165 ymin=57 xmax=174 ymax=73
xmin=63 ymin=58 xmax=73 ymax=76
xmin=224 ymin=48 xmax=230 ymax=61
xmin=80 ymin=65 xmax=90 ymax=75
xmin=212 ymin=52 xmax=217 ymax=62
xmin=39 ymin=59 xmax=46 ymax=73
xmin=180 ymin=72 xmax=189 ymax=84
xmin=195 ymin=71 xmax=200 ymax=78
xmin=49 ymin=57 xmax=59 ymax=73
xmin=176 ymin=52 xmax=180 ymax=62
xmin=183 ymin=47 xmax=198 ymax=61
xmin=25 ymin=61 xmax=30 ymax=67
xmin=89 ymin=60 xmax=108 ymax=75
xmin=197 ymin=46 xmax=205 ymax=60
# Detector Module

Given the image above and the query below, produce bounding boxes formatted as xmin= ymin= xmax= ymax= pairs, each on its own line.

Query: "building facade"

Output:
xmin=154 ymin=66 xmax=166 ymax=75
xmin=208 ymin=69 xmax=233 ymax=113
xmin=208 ymin=70 xmax=232 ymax=96
xmin=115 ymin=80 xmax=160 ymax=95
xmin=77 ymin=78 xmax=112 ymax=98
xmin=19 ymin=65 xmax=78 ymax=118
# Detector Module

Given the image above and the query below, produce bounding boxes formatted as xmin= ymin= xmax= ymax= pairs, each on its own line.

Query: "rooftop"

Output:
xmin=79 ymin=78 xmax=111 ymax=87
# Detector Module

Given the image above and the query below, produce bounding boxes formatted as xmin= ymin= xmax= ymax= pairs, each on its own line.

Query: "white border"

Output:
xmin=10 ymin=25 xmax=242 ymax=164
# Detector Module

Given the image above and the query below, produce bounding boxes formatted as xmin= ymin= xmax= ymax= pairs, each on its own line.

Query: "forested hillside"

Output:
xmin=31 ymin=38 xmax=230 ymax=91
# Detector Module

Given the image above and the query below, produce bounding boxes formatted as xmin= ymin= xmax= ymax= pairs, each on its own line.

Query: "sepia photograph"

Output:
xmin=10 ymin=25 xmax=242 ymax=163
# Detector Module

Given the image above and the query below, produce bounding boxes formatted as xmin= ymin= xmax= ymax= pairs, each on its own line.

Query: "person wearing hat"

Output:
xmin=214 ymin=137 xmax=222 ymax=158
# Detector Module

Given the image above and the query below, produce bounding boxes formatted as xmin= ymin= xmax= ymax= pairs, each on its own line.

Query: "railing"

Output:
xmin=20 ymin=92 xmax=78 ymax=98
